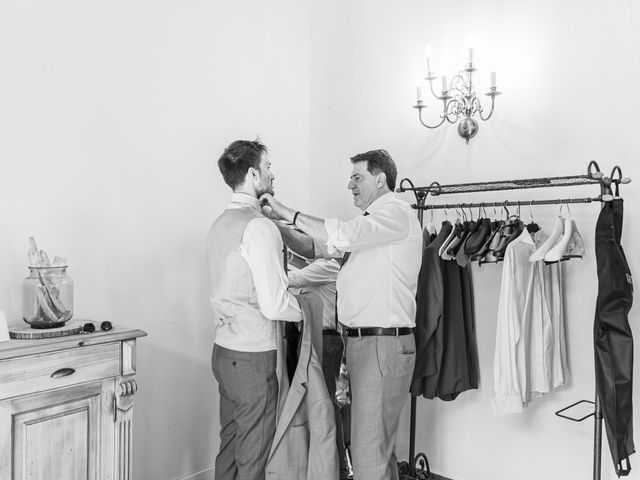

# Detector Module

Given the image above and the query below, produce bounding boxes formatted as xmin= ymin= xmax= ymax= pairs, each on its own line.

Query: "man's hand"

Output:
xmin=260 ymin=193 xmax=295 ymax=223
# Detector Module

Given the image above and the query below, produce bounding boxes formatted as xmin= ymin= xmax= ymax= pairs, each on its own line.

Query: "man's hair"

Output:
xmin=350 ymin=149 xmax=397 ymax=191
xmin=218 ymin=139 xmax=268 ymax=189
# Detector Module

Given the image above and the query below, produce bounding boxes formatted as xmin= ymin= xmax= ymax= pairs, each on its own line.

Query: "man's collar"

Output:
xmin=365 ymin=191 xmax=394 ymax=214
xmin=230 ymin=192 xmax=261 ymax=211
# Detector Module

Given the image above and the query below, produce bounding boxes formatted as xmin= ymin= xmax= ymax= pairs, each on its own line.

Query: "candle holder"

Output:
xmin=414 ymin=50 xmax=501 ymax=144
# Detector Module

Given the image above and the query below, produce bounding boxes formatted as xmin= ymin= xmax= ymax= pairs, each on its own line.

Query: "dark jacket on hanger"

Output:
xmin=411 ymin=221 xmax=479 ymax=400
xmin=594 ymin=198 xmax=635 ymax=476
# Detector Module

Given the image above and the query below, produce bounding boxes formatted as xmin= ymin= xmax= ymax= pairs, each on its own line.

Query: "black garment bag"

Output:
xmin=594 ymin=198 xmax=635 ymax=476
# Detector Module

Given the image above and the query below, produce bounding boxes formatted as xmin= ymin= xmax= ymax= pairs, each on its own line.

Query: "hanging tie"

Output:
xmin=334 ymin=211 xmax=369 ymax=329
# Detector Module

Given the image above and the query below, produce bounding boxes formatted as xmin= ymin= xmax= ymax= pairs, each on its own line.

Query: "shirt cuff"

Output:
xmin=324 ymin=218 xmax=340 ymax=254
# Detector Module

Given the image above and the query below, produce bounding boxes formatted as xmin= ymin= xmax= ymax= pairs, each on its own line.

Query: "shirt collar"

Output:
xmin=229 ymin=192 xmax=261 ymax=212
xmin=514 ymin=227 xmax=535 ymax=246
xmin=365 ymin=191 xmax=395 ymax=214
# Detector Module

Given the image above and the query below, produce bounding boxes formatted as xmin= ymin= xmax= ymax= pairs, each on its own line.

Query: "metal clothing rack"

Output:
xmin=395 ymin=160 xmax=631 ymax=480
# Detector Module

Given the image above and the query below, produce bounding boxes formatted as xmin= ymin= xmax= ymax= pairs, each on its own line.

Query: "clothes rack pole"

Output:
xmin=395 ymin=161 xmax=630 ymax=480
xmin=412 ymin=196 xmax=601 ymax=210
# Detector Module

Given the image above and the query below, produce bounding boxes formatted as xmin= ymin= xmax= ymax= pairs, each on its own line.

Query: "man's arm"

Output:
xmin=261 ymin=194 xmax=329 ymax=243
xmin=289 ymin=258 xmax=340 ymax=289
xmin=242 ymin=218 xmax=302 ymax=322
xmin=261 ymin=193 xmax=413 ymax=253
xmin=275 ymin=222 xmax=316 ymax=259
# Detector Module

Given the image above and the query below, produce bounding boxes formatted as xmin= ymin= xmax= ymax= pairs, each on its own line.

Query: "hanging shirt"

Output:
xmin=207 ymin=192 xmax=301 ymax=352
xmin=492 ymin=228 xmax=568 ymax=415
xmin=315 ymin=192 xmax=423 ymax=328
xmin=288 ymin=258 xmax=340 ymax=331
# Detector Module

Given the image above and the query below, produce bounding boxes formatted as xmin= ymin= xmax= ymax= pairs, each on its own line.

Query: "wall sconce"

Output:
xmin=414 ymin=48 xmax=501 ymax=144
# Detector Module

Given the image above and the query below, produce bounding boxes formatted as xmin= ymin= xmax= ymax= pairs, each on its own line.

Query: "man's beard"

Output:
xmin=256 ymin=184 xmax=274 ymax=197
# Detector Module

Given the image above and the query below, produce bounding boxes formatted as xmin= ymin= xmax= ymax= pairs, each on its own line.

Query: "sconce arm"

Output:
xmin=479 ymin=94 xmax=496 ymax=121
xmin=418 ymin=107 xmax=447 ymax=129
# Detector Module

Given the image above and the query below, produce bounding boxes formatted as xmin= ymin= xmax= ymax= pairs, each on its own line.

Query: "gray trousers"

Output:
xmin=347 ymin=334 xmax=415 ymax=480
xmin=212 ymin=344 xmax=278 ymax=480
xmin=321 ymin=332 xmax=350 ymax=478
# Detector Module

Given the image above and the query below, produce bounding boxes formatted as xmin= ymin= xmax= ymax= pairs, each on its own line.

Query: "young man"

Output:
xmin=261 ymin=149 xmax=422 ymax=480
xmin=206 ymin=139 xmax=301 ymax=480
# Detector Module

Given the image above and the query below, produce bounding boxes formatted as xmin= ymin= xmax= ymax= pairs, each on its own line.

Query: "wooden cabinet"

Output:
xmin=0 ymin=327 xmax=146 ymax=480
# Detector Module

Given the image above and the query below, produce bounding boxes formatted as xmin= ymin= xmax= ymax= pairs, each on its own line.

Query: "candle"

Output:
xmin=441 ymin=76 xmax=448 ymax=92
xmin=490 ymin=71 xmax=496 ymax=88
xmin=425 ymin=45 xmax=433 ymax=74
xmin=468 ymin=48 xmax=474 ymax=65
xmin=416 ymin=86 xmax=424 ymax=103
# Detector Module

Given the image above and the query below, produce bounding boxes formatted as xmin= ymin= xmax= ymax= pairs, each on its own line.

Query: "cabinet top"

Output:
xmin=0 ymin=326 xmax=147 ymax=360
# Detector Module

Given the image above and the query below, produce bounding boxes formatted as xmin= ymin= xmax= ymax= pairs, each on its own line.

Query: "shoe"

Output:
xmin=494 ymin=219 xmax=524 ymax=259
xmin=464 ymin=217 xmax=491 ymax=255
xmin=471 ymin=220 xmax=501 ymax=262
xmin=447 ymin=220 xmax=474 ymax=258
xmin=477 ymin=220 xmax=505 ymax=264
xmin=488 ymin=218 xmax=523 ymax=261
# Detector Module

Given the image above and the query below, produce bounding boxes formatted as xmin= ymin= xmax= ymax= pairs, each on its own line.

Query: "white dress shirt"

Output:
xmin=316 ymin=192 xmax=423 ymax=329
xmin=210 ymin=193 xmax=301 ymax=352
xmin=492 ymin=228 xmax=568 ymax=415
xmin=288 ymin=258 xmax=340 ymax=331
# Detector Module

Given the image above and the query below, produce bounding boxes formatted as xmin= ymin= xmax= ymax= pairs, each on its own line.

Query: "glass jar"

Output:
xmin=22 ymin=266 xmax=74 ymax=329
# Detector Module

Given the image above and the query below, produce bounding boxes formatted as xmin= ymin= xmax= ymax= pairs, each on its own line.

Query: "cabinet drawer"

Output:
xmin=0 ymin=343 xmax=120 ymax=400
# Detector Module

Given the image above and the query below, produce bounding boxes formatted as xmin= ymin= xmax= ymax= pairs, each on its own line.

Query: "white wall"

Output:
xmin=2 ymin=1 xmax=639 ymax=479
xmin=308 ymin=1 xmax=640 ymax=479
xmin=0 ymin=1 xmax=309 ymax=479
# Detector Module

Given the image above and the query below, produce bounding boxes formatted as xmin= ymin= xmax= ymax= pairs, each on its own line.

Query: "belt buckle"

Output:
xmin=358 ymin=328 xmax=362 ymax=338
xmin=394 ymin=327 xmax=399 ymax=337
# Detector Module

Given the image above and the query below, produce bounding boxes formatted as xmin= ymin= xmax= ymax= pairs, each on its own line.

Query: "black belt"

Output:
xmin=322 ymin=329 xmax=341 ymax=336
xmin=345 ymin=327 xmax=413 ymax=337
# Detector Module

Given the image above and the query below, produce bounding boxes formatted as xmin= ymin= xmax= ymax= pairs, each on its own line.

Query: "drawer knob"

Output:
xmin=50 ymin=367 xmax=76 ymax=378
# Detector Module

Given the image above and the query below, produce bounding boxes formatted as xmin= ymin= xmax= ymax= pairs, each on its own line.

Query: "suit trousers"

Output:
xmin=322 ymin=332 xmax=350 ymax=478
xmin=212 ymin=344 xmax=278 ymax=480
xmin=347 ymin=334 xmax=416 ymax=480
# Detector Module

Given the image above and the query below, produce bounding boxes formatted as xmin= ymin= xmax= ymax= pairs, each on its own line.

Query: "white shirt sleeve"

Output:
xmin=324 ymin=202 xmax=412 ymax=254
xmin=288 ymin=259 xmax=340 ymax=289
xmin=241 ymin=218 xmax=302 ymax=322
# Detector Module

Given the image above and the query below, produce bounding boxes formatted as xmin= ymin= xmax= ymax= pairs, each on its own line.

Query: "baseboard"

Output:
xmin=175 ymin=466 xmax=214 ymax=480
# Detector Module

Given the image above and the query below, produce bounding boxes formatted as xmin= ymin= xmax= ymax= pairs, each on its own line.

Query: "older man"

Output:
xmin=261 ymin=149 xmax=422 ymax=480
xmin=206 ymin=139 xmax=302 ymax=480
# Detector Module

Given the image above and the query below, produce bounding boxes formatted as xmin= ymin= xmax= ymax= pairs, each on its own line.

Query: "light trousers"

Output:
xmin=347 ymin=334 xmax=415 ymax=480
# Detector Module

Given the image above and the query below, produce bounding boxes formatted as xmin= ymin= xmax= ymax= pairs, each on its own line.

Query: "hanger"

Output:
xmin=425 ymin=206 xmax=437 ymax=236
xmin=564 ymin=216 xmax=586 ymax=260
xmin=544 ymin=202 xmax=574 ymax=264
xmin=454 ymin=204 xmax=478 ymax=266
xmin=530 ymin=201 xmax=565 ymax=262
xmin=526 ymin=200 xmax=540 ymax=233
xmin=440 ymin=205 xmax=463 ymax=259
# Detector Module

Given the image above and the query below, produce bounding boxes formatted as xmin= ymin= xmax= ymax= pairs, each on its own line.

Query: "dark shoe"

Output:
xmin=493 ymin=219 xmax=524 ymax=259
xmin=472 ymin=220 xmax=502 ymax=262
xmin=464 ymin=217 xmax=491 ymax=255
